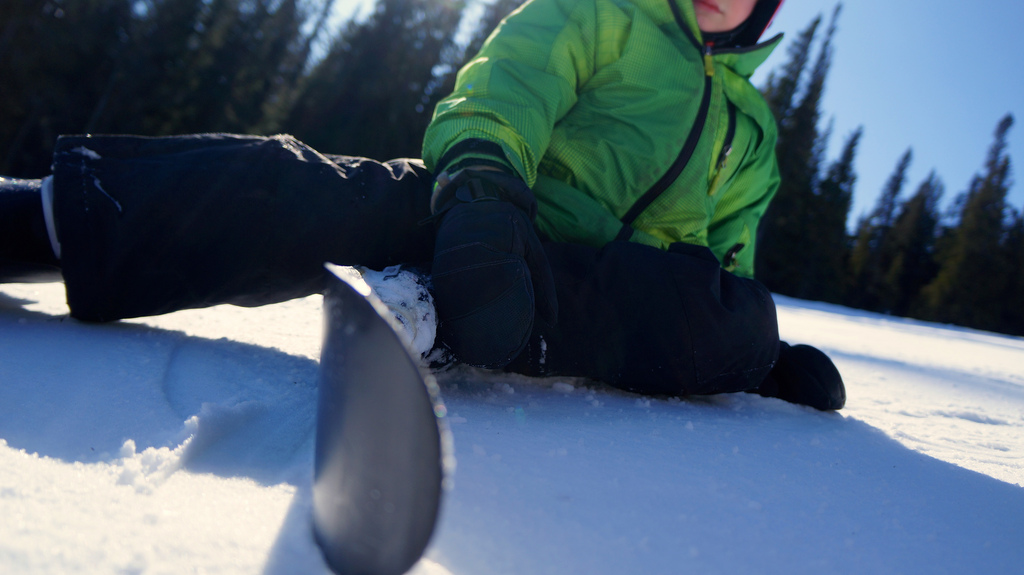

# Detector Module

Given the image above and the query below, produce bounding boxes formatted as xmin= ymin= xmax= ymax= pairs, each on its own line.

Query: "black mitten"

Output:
xmin=755 ymin=342 xmax=846 ymax=410
xmin=430 ymin=170 xmax=557 ymax=368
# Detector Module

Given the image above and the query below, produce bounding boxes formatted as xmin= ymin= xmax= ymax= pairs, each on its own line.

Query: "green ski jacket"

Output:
xmin=422 ymin=0 xmax=782 ymax=278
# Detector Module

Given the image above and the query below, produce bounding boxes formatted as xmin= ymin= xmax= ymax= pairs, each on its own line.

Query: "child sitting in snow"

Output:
xmin=0 ymin=0 xmax=844 ymax=410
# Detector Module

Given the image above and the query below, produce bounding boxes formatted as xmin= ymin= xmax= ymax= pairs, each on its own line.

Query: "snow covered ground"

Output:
xmin=1 ymin=281 xmax=1022 ymax=574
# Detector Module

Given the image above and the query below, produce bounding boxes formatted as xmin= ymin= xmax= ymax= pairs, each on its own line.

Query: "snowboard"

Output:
xmin=313 ymin=265 xmax=451 ymax=575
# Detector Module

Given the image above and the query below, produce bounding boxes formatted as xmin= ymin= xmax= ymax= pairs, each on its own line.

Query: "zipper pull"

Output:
xmin=717 ymin=145 xmax=732 ymax=171
xmin=709 ymin=145 xmax=732 ymax=196
xmin=703 ymin=43 xmax=715 ymax=77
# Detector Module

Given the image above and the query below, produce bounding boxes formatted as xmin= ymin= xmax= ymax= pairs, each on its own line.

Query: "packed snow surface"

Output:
xmin=1 ymin=281 xmax=1022 ymax=574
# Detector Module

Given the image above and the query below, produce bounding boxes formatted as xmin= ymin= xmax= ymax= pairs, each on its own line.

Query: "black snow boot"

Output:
xmin=754 ymin=342 xmax=846 ymax=411
xmin=0 ymin=176 xmax=62 ymax=283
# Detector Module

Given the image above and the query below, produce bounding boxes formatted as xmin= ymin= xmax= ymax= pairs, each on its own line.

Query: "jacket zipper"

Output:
xmin=617 ymin=1 xmax=778 ymax=236
xmin=621 ymin=42 xmax=714 ymax=227
xmin=620 ymin=0 xmax=714 ymax=229
xmin=709 ymin=101 xmax=737 ymax=195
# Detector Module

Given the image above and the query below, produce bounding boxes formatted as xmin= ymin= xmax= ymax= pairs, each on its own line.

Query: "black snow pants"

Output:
xmin=51 ymin=134 xmax=436 ymax=320
xmin=49 ymin=134 xmax=778 ymax=396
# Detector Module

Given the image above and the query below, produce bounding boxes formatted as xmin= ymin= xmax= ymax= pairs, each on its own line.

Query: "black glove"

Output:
xmin=755 ymin=342 xmax=846 ymax=410
xmin=430 ymin=169 xmax=558 ymax=368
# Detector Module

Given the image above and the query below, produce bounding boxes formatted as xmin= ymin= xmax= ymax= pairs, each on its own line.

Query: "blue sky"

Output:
xmin=334 ymin=0 xmax=1022 ymax=229
xmin=751 ymin=0 xmax=1023 ymax=228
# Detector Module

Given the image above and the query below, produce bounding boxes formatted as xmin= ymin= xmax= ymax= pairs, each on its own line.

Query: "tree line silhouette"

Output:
xmin=2 ymin=0 xmax=1020 ymax=336
xmin=756 ymin=6 xmax=1020 ymax=336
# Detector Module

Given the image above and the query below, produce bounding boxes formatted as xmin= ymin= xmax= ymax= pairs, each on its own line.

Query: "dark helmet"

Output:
xmin=702 ymin=0 xmax=783 ymax=48
xmin=733 ymin=0 xmax=783 ymax=46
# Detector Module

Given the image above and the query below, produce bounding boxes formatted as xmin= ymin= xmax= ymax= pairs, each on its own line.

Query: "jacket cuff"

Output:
xmin=433 ymin=138 xmax=515 ymax=178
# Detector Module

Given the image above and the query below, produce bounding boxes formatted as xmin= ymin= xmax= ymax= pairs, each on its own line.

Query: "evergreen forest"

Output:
xmin=2 ymin=0 xmax=1020 ymax=336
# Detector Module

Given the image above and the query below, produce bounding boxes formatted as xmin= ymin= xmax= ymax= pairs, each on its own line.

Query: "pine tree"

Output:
xmin=82 ymin=0 xmax=207 ymax=135
xmin=200 ymin=0 xmax=315 ymax=134
xmin=919 ymin=114 xmax=1015 ymax=332
xmin=756 ymin=5 xmax=840 ymax=297
xmin=0 ymin=0 xmax=136 ymax=176
xmin=1001 ymin=209 xmax=1024 ymax=334
xmin=113 ymin=0 xmax=314 ymax=135
xmin=285 ymin=0 xmax=466 ymax=159
xmin=880 ymin=172 xmax=944 ymax=316
xmin=760 ymin=15 xmax=821 ymax=136
xmin=846 ymin=148 xmax=913 ymax=310
xmin=802 ymin=127 xmax=861 ymax=302
xmin=1 ymin=0 xmax=321 ymax=174
xmin=251 ymin=0 xmax=339 ymax=134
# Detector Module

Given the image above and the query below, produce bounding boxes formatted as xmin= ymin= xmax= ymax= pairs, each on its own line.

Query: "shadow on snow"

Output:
xmin=2 ymin=295 xmax=1022 ymax=573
